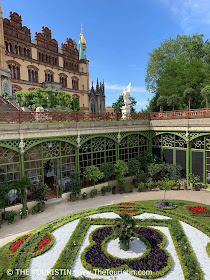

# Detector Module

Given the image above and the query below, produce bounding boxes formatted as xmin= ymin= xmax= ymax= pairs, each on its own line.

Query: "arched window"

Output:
xmin=35 ymin=71 xmax=38 ymax=82
xmin=66 ymin=62 xmax=68 ymax=69
xmin=81 ymin=67 xmax=83 ymax=73
xmin=55 ymin=58 xmax=57 ymax=65
xmin=45 ymin=73 xmax=47 ymax=82
xmin=18 ymin=46 xmax=21 ymax=55
xmin=49 ymin=56 xmax=51 ymax=64
xmin=52 ymin=57 xmax=54 ymax=64
xmin=23 ymin=48 xmax=26 ymax=56
xmin=46 ymin=55 xmax=48 ymax=62
xmin=27 ymin=49 xmax=30 ymax=57
xmin=51 ymin=74 xmax=53 ymax=82
xmin=48 ymin=74 xmax=50 ymax=81
xmin=42 ymin=53 xmax=44 ymax=61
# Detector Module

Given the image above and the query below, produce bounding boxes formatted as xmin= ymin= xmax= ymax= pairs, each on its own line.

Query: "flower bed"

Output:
xmin=9 ymin=235 xmax=30 ymax=253
xmin=81 ymin=226 xmax=172 ymax=278
xmin=117 ymin=210 xmax=139 ymax=214
xmin=117 ymin=203 xmax=136 ymax=207
xmin=34 ymin=235 xmax=51 ymax=252
xmin=3 ymin=201 xmax=210 ymax=280
xmin=187 ymin=205 xmax=210 ymax=216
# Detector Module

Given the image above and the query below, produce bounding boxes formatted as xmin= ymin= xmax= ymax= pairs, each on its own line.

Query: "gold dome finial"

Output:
xmin=79 ymin=23 xmax=86 ymax=46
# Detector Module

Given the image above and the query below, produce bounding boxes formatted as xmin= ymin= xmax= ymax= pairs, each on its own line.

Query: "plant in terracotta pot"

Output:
xmin=112 ymin=212 xmax=136 ymax=251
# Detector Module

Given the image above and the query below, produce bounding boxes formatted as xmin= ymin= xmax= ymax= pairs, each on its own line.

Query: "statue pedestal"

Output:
xmin=121 ymin=106 xmax=131 ymax=119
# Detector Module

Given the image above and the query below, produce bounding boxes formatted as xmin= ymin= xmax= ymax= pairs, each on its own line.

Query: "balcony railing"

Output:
xmin=1 ymin=108 xmax=210 ymax=124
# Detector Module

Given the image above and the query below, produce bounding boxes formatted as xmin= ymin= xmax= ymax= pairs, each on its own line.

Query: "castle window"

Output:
xmin=23 ymin=48 xmax=26 ymax=57
xmin=38 ymin=53 xmax=41 ymax=61
xmin=3 ymin=82 xmax=9 ymax=93
xmin=35 ymin=71 xmax=38 ymax=82
xmin=82 ymin=67 xmax=83 ymax=73
xmin=55 ymin=58 xmax=57 ymax=65
xmin=52 ymin=57 xmax=54 ymax=64
xmin=11 ymin=66 xmax=15 ymax=78
xmin=14 ymin=45 xmax=17 ymax=54
xmin=8 ymin=43 xmax=12 ymax=52
xmin=45 ymin=73 xmax=47 ymax=82
xmin=46 ymin=55 xmax=48 ymax=62
xmin=49 ymin=56 xmax=51 ymax=64
xmin=42 ymin=53 xmax=44 ymax=61
xmin=72 ymin=77 xmax=79 ymax=90
xmin=5 ymin=42 xmax=8 ymax=51
xmin=82 ymin=85 xmax=84 ymax=91
xmin=27 ymin=49 xmax=30 ymax=57
xmin=28 ymin=66 xmax=39 ymax=83
xmin=15 ymin=67 xmax=19 ymax=79
xmin=18 ymin=46 xmax=21 ymax=55
xmin=28 ymin=69 xmax=31 ymax=81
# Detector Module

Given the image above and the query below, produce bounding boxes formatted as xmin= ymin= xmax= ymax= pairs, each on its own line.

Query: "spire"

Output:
xmin=81 ymin=23 xmax=83 ymax=34
xmin=79 ymin=38 xmax=85 ymax=60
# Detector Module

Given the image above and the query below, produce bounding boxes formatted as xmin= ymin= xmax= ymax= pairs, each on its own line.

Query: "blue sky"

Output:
xmin=2 ymin=0 xmax=210 ymax=111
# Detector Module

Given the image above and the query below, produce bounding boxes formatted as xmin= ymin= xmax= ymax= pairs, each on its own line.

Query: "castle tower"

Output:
xmin=0 ymin=2 xmax=12 ymax=96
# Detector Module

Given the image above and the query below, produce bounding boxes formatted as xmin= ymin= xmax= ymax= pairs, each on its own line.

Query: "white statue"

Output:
xmin=122 ymin=82 xmax=131 ymax=106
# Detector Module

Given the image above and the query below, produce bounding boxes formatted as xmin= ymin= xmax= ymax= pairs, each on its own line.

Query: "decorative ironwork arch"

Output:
xmin=24 ymin=138 xmax=77 ymax=152
xmin=151 ymin=131 xmax=186 ymax=140
xmin=80 ymin=134 xmax=118 ymax=147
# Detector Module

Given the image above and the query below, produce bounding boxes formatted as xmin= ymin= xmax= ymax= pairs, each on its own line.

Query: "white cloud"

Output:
xmin=105 ymin=83 xmax=147 ymax=93
xmin=160 ymin=0 xmax=210 ymax=32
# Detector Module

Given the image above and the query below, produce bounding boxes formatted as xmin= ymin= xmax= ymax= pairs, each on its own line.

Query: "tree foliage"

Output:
xmin=83 ymin=166 xmax=104 ymax=189
xmin=99 ymin=163 xmax=114 ymax=185
xmin=145 ymin=34 xmax=210 ymax=110
xmin=112 ymin=95 xmax=137 ymax=113
xmin=15 ymin=87 xmax=80 ymax=112
xmin=201 ymin=85 xmax=210 ymax=108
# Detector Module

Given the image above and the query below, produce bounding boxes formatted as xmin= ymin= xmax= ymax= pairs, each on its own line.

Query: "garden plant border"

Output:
xmin=1 ymin=201 xmax=209 ymax=280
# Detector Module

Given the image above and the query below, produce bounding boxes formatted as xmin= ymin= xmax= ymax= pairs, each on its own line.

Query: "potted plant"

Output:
xmin=112 ymin=212 xmax=136 ymax=251
xmin=101 ymin=186 xmax=106 ymax=196
xmin=20 ymin=208 xmax=28 ymax=219
xmin=189 ymin=174 xmax=201 ymax=191
xmin=82 ymin=192 xmax=87 ymax=199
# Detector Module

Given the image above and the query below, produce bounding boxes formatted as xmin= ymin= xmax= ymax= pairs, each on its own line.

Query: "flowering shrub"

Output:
xmin=117 ymin=203 xmax=136 ymax=207
xmin=187 ymin=205 xmax=210 ymax=215
xmin=34 ymin=236 xmax=51 ymax=252
xmin=156 ymin=200 xmax=176 ymax=209
xmin=9 ymin=236 xmax=30 ymax=253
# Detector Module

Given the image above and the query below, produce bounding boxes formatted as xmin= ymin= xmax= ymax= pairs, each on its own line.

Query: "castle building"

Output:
xmin=0 ymin=4 xmax=96 ymax=111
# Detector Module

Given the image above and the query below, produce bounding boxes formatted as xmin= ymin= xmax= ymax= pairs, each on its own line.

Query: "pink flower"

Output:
xmin=200 ymin=224 xmax=202 ymax=226
xmin=73 ymin=241 xmax=76 ymax=246
xmin=184 ymin=246 xmax=187 ymax=249
xmin=195 ymin=273 xmax=198 ymax=275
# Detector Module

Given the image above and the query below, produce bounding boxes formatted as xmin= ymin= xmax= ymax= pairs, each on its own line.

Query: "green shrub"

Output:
xmin=90 ymin=189 xmax=97 ymax=198
xmin=82 ymin=192 xmax=87 ymax=199
xmin=32 ymin=204 xmax=39 ymax=214
xmin=138 ymin=182 xmax=144 ymax=192
xmin=157 ymin=180 xmax=165 ymax=190
xmin=106 ymin=185 xmax=111 ymax=192
xmin=128 ymin=184 xmax=133 ymax=192
xmin=147 ymin=181 xmax=155 ymax=190
xmin=101 ymin=186 xmax=106 ymax=196
xmin=166 ymin=180 xmax=176 ymax=189
xmin=4 ymin=211 xmax=17 ymax=224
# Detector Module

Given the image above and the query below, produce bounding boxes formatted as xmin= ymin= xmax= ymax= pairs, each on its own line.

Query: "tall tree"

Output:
xmin=112 ymin=95 xmax=137 ymax=113
xmin=145 ymin=34 xmax=207 ymax=110
xmin=157 ymin=96 xmax=168 ymax=111
xmin=184 ymin=88 xmax=195 ymax=109
xmin=201 ymin=86 xmax=210 ymax=108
